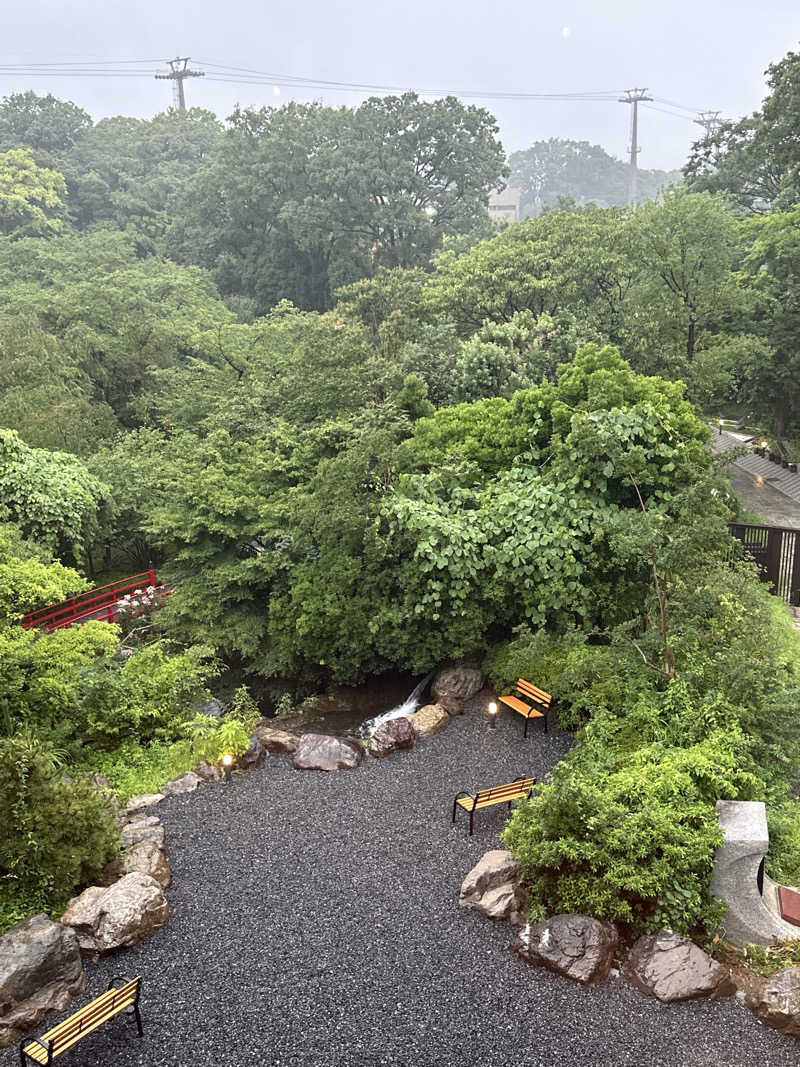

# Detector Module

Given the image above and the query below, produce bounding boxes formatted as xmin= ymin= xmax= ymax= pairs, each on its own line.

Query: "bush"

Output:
xmin=504 ymin=724 xmax=756 ymax=937
xmin=0 ymin=735 xmax=118 ymax=908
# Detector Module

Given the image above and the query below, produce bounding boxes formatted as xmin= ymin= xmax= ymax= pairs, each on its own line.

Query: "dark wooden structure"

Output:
xmin=728 ymin=523 xmax=800 ymax=606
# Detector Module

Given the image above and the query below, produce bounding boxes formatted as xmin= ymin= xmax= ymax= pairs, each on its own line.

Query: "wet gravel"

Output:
xmin=13 ymin=696 xmax=800 ymax=1066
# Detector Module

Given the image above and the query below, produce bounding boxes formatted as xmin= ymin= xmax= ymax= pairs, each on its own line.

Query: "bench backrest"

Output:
xmin=516 ymin=678 xmax=552 ymax=708
xmin=475 ymin=777 xmax=535 ymax=803
xmin=43 ymin=978 xmax=140 ymax=1056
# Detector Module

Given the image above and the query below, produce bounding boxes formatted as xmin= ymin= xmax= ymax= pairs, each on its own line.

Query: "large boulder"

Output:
xmin=60 ymin=873 xmax=169 ymax=958
xmin=744 ymin=967 xmax=800 ymax=1037
xmin=622 ymin=930 xmax=735 ymax=1002
xmin=194 ymin=760 xmax=222 ymax=781
xmin=436 ymin=693 xmax=464 ymax=717
xmin=459 ymin=850 xmax=527 ymax=924
xmin=238 ymin=736 xmax=266 ymax=770
xmin=408 ymin=704 xmax=450 ymax=738
xmin=101 ymin=842 xmax=171 ymax=890
xmin=254 ymin=723 xmax=300 ymax=754
xmin=162 ymin=771 xmax=201 ymax=796
xmin=0 ymin=915 xmax=85 ymax=1048
xmin=511 ymin=914 xmax=618 ymax=986
xmin=126 ymin=793 xmax=164 ymax=814
xmin=120 ymin=815 xmax=165 ymax=850
xmin=432 ymin=664 xmax=484 ymax=704
xmin=370 ymin=717 xmax=417 ymax=759
xmin=292 ymin=734 xmax=365 ymax=772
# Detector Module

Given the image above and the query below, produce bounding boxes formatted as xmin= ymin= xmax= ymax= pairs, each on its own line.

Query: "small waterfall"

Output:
xmin=362 ymin=670 xmax=436 ymax=736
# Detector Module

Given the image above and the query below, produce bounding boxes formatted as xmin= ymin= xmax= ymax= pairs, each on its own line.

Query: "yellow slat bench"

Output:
xmin=452 ymin=776 xmax=536 ymax=835
xmin=19 ymin=976 xmax=143 ymax=1065
xmin=499 ymin=678 xmax=552 ymax=737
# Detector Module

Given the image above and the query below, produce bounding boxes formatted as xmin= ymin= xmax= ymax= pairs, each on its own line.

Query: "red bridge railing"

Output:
xmin=22 ymin=570 xmax=161 ymax=632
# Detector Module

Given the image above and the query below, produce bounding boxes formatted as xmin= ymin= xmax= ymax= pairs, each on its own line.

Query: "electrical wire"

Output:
xmin=0 ymin=56 xmax=711 ymax=116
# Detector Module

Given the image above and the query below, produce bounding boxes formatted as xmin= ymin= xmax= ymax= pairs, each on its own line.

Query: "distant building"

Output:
xmin=488 ymin=187 xmax=521 ymax=225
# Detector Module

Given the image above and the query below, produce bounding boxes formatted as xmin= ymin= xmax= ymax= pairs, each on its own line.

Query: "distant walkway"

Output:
xmin=30 ymin=694 xmax=798 ymax=1067
xmin=713 ymin=428 xmax=800 ymax=530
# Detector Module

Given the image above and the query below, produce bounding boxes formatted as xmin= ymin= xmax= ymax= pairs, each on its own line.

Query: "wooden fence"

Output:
xmin=728 ymin=523 xmax=800 ymax=606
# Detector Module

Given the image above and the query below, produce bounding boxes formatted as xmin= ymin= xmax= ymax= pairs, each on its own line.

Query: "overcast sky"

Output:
xmin=4 ymin=0 xmax=800 ymax=170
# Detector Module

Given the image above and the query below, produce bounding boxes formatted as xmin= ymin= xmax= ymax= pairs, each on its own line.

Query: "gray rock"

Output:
xmin=292 ymin=733 xmax=365 ymax=772
xmin=408 ymin=703 xmax=450 ymax=738
xmin=162 ymin=771 xmax=202 ymax=796
xmin=459 ymin=849 xmax=527 ymax=924
xmin=194 ymin=760 xmax=222 ymax=781
xmin=622 ymin=929 xmax=735 ymax=1002
xmin=432 ymin=664 xmax=484 ymax=703
xmin=436 ymin=693 xmax=464 ymax=717
xmin=0 ymin=914 xmax=85 ymax=1049
xmin=126 ymin=793 xmax=164 ymax=814
xmin=120 ymin=815 xmax=165 ymax=850
xmin=512 ymin=914 xmax=618 ymax=986
xmin=238 ymin=736 xmax=266 ymax=769
xmin=60 ymin=873 xmax=169 ymax=958
xmin=197 ymin=697 xmax=225 ymax=718
xmin=370 ymin=717 xmax=417 ymax=759
xmin=254 ymin=723 xmax=300 ymax=754
xmin=101 ymin=842 xmax=171 ymax=890
xmin=745 ymin=966 xmax=800 ymax=1036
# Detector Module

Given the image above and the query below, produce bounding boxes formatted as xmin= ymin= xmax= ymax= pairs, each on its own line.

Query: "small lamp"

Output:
xmin=761 ymin=440 xmax=768 ymax=450
xmin=488 ymin=701 xmax=498 ymax=729
xmin=222 ymin=752 xmax=233 ymax=784
xmin=718 ymin=418 xmax=723 ymax=435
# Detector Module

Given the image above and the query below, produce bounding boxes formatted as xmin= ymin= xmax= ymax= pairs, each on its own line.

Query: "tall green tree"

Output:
xmin=0 ymin=148 xmax=67 ymax=238
xmin=0 ymin=91 xmax=91 ymax=155
xmin=685 ymin=47 xmax=800 ymax=212
xmin=172 ymin=94 xmax=506 ymax=313
xmin=510 ymin=138 xmax=680 ymax=215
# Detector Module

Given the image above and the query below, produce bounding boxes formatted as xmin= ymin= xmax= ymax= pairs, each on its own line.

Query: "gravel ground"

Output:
xmin=13 ymin=695 xmax=800 ymax=1067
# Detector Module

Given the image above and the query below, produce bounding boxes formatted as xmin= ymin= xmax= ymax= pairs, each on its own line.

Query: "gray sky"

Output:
xmin=4 ymin=0 xmax=800 ymax=169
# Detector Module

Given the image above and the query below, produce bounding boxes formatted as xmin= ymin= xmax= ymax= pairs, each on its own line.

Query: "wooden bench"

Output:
xmin=20 ymin=976 xmax=142 ymax=1065
xmin=452 ymin=776 xmax=535 ymax=835
xmin=499 ymin=678 xmax=552 ymax=737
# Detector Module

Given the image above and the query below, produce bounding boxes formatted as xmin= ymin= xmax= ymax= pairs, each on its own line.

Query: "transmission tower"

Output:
xmin=155 ymin=57 xmax=205 ymax=110
xmin=694 ymin=110 xmax=723 ymax=136
xmin=618 ymin=88 xmax=652 ymax=206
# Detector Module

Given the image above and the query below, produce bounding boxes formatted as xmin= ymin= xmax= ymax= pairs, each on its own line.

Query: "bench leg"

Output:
xmin=543 ymin=711 xmax=548 ymax=734
xmin=452 ymin=797 xmax=459 ymax=824
xmin=133 ymin=1002 xmax=144 ymax=1038
xmin=524 ymin=715 xmax=529 ymax=739
xmin=469 ymin=811 xmax=474 ymax=836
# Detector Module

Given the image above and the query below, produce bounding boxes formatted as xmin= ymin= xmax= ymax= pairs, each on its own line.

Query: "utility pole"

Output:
xmin=155 ymin=57 xmax=204 ymax=111
xmin=694 ymin=110 xmax=723 ymax=137
xmin=618 ymin=88 xmax=652 ymax=207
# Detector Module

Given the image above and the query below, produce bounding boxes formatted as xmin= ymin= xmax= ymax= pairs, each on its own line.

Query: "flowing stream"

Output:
xmin=294 ymin=669 xmax=435 ymax=739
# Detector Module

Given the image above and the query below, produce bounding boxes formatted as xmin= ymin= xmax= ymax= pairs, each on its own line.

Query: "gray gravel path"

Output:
xmin=15 ymin=698 xmax=800 ymax=1066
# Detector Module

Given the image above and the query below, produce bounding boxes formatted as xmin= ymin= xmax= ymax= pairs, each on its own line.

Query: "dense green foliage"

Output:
xmin=490 ymin=561 xmax=800 ymax=938
xmin=0 ymin=736 xmax=118 ymax=919
xmin=2 ymin=44 xmax=800 ymax=941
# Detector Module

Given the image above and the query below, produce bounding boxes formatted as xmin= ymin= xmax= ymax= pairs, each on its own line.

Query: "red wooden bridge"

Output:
xmin=21 ymin=570 xmax=169 ymax=632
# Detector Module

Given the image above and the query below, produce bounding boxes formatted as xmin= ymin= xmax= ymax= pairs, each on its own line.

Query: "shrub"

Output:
xmin=0 ymin=735 xmax=118 ymax=907
xmin=504 ymin=724 xmax=756 ymax=937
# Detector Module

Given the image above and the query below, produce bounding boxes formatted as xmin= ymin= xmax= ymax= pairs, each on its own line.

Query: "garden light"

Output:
xmin=761 ymin=440 xmax=768 ymax=449
xmin=222 ymin=752 xmax=233 ymax=784
xmin=488 ymin=701 xmax=498 ymax=729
